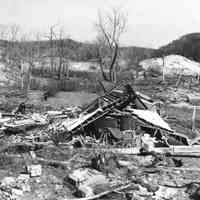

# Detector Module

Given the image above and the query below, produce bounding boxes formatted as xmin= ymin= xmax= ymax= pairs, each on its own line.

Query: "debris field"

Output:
xmin=0 ymin=84 xmax=199 ymax=200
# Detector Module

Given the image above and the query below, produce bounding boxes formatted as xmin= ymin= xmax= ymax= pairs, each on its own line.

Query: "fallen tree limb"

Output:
xmin=35 ymin=157 xmax=70 ymax=168
xmin=65 ymin=183 xmax=132 ymax=200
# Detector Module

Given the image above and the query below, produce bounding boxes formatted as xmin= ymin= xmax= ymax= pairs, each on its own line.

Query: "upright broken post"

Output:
xmin=192 ymin=106 xmax=197 ymax=131
xmin=162 ymin=55 xmax=165 ymax=82
xmin=176 ymin=73 xmax=182 ymax=87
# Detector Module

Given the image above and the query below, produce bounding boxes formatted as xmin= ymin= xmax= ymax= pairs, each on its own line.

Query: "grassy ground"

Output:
xmin=27 ymin=90 xmax=98 ymax=109
xmin=0 ymin=90 xmax=98 ymax=113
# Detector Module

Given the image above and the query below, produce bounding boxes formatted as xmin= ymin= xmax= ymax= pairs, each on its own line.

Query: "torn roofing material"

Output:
xmin=62 ymin=108 xmax=103 ymax=132
xmin=56 ymin=84 xmax=179 ymax=145
xmin=128 ymin=108 xmax=173 ymax=132
xmin=60 ymin=85 xmax=150 ymax=135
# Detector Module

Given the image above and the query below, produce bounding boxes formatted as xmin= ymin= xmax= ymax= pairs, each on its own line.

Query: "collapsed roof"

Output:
xmin=57 ymin=84 xmax=188 ymax=145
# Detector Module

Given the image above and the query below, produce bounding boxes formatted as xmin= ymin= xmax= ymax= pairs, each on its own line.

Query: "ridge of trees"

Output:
xmin=154 ymin=33 xmax=200 ymax=62
xmin=0 ymin=37 xmax=154 ymax=63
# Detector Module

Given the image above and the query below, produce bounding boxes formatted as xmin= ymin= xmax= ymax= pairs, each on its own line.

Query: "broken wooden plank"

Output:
xmin=35 ymin=157 xmax=71 ymax=168
xmin=156 ymin=145 xmax=200 ymax=153
xmin=59 ymin=145 xmax=200 ymax=157
xmin=65 ymin=183 xmax=132 ymax=200
xmin=158 ymin=166 xmax=200 ymax=172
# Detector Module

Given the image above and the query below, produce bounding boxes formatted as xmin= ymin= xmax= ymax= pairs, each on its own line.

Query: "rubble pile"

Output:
xmin=0 ymin=84 xmax=199 ymax=199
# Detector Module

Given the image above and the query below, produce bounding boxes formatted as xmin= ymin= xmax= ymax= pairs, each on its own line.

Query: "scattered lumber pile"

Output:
xmin=47 ymin=84 xmax=190 ymax=148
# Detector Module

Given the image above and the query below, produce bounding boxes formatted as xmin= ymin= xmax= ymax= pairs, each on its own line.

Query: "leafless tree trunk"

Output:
xmin=0 ymin=24 xmax=23 ymax=86
xmin=58 ymin=28 xmax=65 ymax=80
xmin=5 ymin=25 xmax=35 ymax=93
xmin=45 ymin=25 xmax=69 ymax=80
xmin=35 ymin=32 xmax=42 ymax=58
xmin=44 ymin=25 xmax=57 ymax=75
xmin=95 ymin=8 xmax=127 ymax=83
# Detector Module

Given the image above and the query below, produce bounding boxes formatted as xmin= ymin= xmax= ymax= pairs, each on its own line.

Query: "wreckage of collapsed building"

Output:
xmin=0 ymin=84 xmax=191 ymax=152
xmin=50 ymin=84 xmax=189 ymax=149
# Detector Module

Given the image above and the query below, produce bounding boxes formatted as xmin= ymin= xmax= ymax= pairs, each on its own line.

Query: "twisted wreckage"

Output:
xmin=49 ymin=84 xmax=190 ymax=151
xmin=0 ymin=84 xmax=195 ymax=152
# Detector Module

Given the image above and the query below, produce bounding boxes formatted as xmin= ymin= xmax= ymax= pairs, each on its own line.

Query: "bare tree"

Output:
xmin=35 ymin=32 xmax=42 ymax=58
xmin=1 ymin=25 xmax=35 ymax=92
xmin=19 ymin=33 xmax=34 ymax=92
xmin=3 ymin=24 xmax=21 ymax=63
xmin=8 ymin=24 xmax=21 ymax=42
xmin=0 ymin=24 xmax=24 ymax=90
xmin=44 ymin=25 xmax=69 ymax=79
xmin=0 ymin=25 xmax=9 ymax=62
xmin=57 ymin=27 xmax=67 ymax=80
xmin=44 ymin=25 xmax=57 ymax=72
xmin=0 ymin=25 xmax=9 ymax=41
xmin=95 ymin=8 xmax=127 ymax=83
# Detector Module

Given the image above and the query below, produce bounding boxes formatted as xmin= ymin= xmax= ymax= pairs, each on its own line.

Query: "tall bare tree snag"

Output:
xmin=44 ymin=25 xmax=57 ymax=73
xmin=57 ymin=27 xmax=67 ymax=80
xmin=8 ymin=24 xmax=20 ymax=42
xmin=45 ymin=25 xmax=69 ymax=80
xmin=35 ymin=32 xmax=42 ymax=58
xmin=5 ymin=24 xmax=21 ymax=63
xmin=1 ymin=25 xmax=23 ymax=85
xmin=1 ymin=25 xmax=37 ymax=92
xmin=95 ymin=8 xmax=127 ymax=83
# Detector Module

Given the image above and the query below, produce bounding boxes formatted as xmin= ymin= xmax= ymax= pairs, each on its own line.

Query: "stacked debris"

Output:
xmin=46 ymin=84 xmax=189 ymax=149
xmin=0 ymin=84 xmax=191 ymax=152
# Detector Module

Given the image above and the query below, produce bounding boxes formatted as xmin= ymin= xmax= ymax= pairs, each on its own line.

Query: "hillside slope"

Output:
xmin=154 ymin=33 xmax=200 ymax=62
xmin=0 ymin=39 xmax=155 ymax=64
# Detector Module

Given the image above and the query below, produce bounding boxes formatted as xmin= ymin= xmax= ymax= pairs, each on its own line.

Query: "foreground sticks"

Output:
xmin=65 ymin=183 xmax=133 ymax=200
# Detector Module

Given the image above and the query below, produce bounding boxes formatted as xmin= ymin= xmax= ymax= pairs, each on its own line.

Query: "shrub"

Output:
xmin=42 ymin=80 xmax=59 ymax=97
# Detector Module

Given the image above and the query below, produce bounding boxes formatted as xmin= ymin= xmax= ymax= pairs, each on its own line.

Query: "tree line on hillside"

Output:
xmin=1 ymin=18 xmax=200 ymax=86
xmin=0 ymin=15 xmax=154 ymax=85
xmin=154 ymin=33 xmax=200 ymax=62
xmin=0 ymin=34 xmax=154 ymax=64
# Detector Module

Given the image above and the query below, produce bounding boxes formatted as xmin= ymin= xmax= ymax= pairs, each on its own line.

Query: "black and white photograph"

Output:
xmin=0 ymin=0 xmax=200 ymax=199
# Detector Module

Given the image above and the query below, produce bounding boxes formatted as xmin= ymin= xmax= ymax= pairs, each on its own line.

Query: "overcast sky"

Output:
xmin=0 ymin=0 xmax=200 ymax=48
